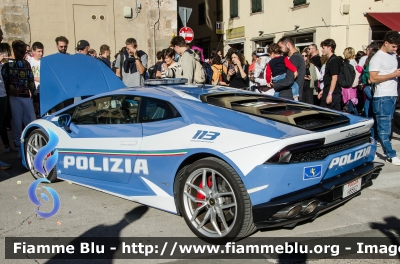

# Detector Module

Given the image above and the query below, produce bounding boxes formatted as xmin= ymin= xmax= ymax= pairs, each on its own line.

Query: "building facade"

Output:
xmin=223 ymin=0 xmax=400 ymax=61
xmin=0 ymin=0 xmax=178 ymax=65
xmin=176 ymin=0 xmax=223 ymax=60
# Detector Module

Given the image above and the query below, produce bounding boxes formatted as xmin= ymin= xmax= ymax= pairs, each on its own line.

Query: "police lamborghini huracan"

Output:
xmin=21 ymin=54 xmax=383 ymax=243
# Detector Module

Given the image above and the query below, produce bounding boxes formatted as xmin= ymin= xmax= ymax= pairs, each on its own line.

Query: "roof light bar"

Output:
xmin=144 ymin=78 xmax=188 ymax=86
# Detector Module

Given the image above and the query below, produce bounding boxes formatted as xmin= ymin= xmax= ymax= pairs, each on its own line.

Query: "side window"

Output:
xmin=69 ymin=95 xmax=141 ymax=125
xmin=139 ymin=98 xmax=180 ymax=123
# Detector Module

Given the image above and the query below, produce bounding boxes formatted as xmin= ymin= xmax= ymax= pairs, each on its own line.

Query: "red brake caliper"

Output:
xmin=197 ymin=175 xmax=213 ymax=206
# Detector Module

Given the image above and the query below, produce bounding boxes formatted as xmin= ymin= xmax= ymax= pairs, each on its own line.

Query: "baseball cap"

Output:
xmin=76 ymin=40 xmax=90 ymax=50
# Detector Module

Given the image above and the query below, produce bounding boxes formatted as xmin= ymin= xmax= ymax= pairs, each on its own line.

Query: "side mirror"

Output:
xmin=52 ymin=114 xmax=71 ymax=127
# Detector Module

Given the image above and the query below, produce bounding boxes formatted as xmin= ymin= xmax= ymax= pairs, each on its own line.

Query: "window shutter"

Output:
xmin=252 ymin=0 xmax=262 ymax=13
xmin=230 ymin=0 xmax=238 ymax=18
xmin=293 ymin=0 xmax=307 ymax=6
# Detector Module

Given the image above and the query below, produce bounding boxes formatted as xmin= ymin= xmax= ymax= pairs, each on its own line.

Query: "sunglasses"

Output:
xmin=58 ymin=46 xmax=67 ymax=48
xmin=302 ymin=55 xmax=308 ymax=57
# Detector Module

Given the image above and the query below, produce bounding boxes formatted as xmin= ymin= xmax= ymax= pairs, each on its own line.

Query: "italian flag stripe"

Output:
xmin=58 ymin=149 xmax=188 ymax=157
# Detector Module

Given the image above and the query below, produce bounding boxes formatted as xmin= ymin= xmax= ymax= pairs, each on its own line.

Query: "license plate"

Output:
xmin=342 ymin=178 xmax=362 ymax=198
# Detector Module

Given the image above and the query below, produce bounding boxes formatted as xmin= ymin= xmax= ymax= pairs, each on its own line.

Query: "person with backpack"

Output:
xmin=211 ymin=54 xmax=228 ymax=86
xmin=341 ymin=47 xmax=360 ymax=115
xmin=170 ymin=36 xmax=196 ymax=84
xmin=147 ymin=50 xmax=164 ymax=79
xmin=194 ymin=50 xmax=213 ymax=84
xmin=1 ymin=40 xmax=36 ymax=159
xmin=360 ymin=48 xmax=379 ymax=140
xmin=318 ymin=39 xmax=342 ymax=111
xmin=226 ymin=50 xmax=249 ymax=89
xmin=115 ymin=38 xmax=148 ymax=87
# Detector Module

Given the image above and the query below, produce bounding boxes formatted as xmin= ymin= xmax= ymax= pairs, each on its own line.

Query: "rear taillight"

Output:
xmin=266 ymin=139 xmax=325 ymax=164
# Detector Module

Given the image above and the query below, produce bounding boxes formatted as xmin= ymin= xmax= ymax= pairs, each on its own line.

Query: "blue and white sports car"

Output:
xmin=22 ymin=54 xmax=383 ymax=243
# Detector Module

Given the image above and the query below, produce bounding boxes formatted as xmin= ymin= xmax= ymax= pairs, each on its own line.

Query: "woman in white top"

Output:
xmin=161 ymin=48 xmax=179 ymax=78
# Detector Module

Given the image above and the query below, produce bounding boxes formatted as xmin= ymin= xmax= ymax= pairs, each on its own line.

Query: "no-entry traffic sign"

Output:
xmin=179 ymin=27 xmax=194 ymax=43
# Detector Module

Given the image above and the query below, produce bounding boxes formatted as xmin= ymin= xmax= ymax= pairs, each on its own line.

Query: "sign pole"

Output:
xmin=183 ymin=8 xmax=186 ymax=27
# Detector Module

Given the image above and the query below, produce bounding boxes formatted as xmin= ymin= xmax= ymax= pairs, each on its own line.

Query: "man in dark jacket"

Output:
xmin=274 ymin=37 xmax=306 ymax=100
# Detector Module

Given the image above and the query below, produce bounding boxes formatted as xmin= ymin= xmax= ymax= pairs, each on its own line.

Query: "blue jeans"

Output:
xmin=362 ymin=85 xmax=376 ymax=139
xmin=346 ymin=100 xmax=358 ymax=116
xmin=273 ymin=73 xmax=299 ymax=100
xmin=373 ymin=96 xmax=397 ymax=158
xmin=363 ymin=86 xmax=373 ymax=118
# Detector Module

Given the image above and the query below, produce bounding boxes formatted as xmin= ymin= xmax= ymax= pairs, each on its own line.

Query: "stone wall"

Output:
xmin=0 ymin=0 xmax=31 ymax=45
xmin=146 ymin=0 xmax=178 ymax=64
xmin=0 ymin=0 xmax=178 ymax=64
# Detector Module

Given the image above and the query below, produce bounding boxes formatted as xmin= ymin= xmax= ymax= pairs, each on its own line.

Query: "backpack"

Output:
xmin=112 ymin=52 xmax=124 ymax=80
xmin=185 ymin=50 xmax=205 ymax=84
xmin=111 ymin=60 xmax=117 ymax=73
xmin=338 ymin=59 xmax=356 ymax=88
xmin=194 ymin=60 xmax=206 ymax=84
xmin=212 ymin=65 xmax=221 ymax=85
xmin=147 ymin=64 xmax=157 ymax=79
xmin=202 ymin=62 xmax=213 ymax=84
xmin=212 ymin=65 xmax=227 ymax=85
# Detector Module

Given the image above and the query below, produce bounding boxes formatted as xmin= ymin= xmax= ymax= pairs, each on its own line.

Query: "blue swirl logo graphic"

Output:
xmin=33 ymin=129 xmax=58 ymax=176
xmin=28 ymin=128 xmax=60 ymax=218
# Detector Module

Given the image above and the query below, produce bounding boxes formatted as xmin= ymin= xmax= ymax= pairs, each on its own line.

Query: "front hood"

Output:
xmin=40 ymin=54 xmax=125 ymax=116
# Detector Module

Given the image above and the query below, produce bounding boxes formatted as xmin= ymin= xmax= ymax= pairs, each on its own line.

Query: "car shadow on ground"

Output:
xmin=44 ymin=205 xmax=149 ymax=264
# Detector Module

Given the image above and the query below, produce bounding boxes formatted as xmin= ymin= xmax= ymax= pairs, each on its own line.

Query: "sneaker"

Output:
xmin=386 ymin=156 xmax=400 ymax=166
xmin=0 ymin=161 xmax=11 ymax=170
xmin=3 ymin=146 xmax=11 ymax=153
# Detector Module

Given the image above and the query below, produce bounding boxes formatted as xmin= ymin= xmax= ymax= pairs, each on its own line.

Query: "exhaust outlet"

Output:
xmin=302 ymin=200 xmax=319 ymax=215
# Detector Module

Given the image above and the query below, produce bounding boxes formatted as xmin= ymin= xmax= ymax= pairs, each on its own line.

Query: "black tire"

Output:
xmin=178 ymin=157 xmax=257 ymax=243
xmin=25 ymin=129 xmax=58 ymax=183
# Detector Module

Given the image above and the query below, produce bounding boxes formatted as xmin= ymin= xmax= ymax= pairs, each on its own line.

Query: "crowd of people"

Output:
xmin=0 ymin=28 xmax=399 ymax=169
